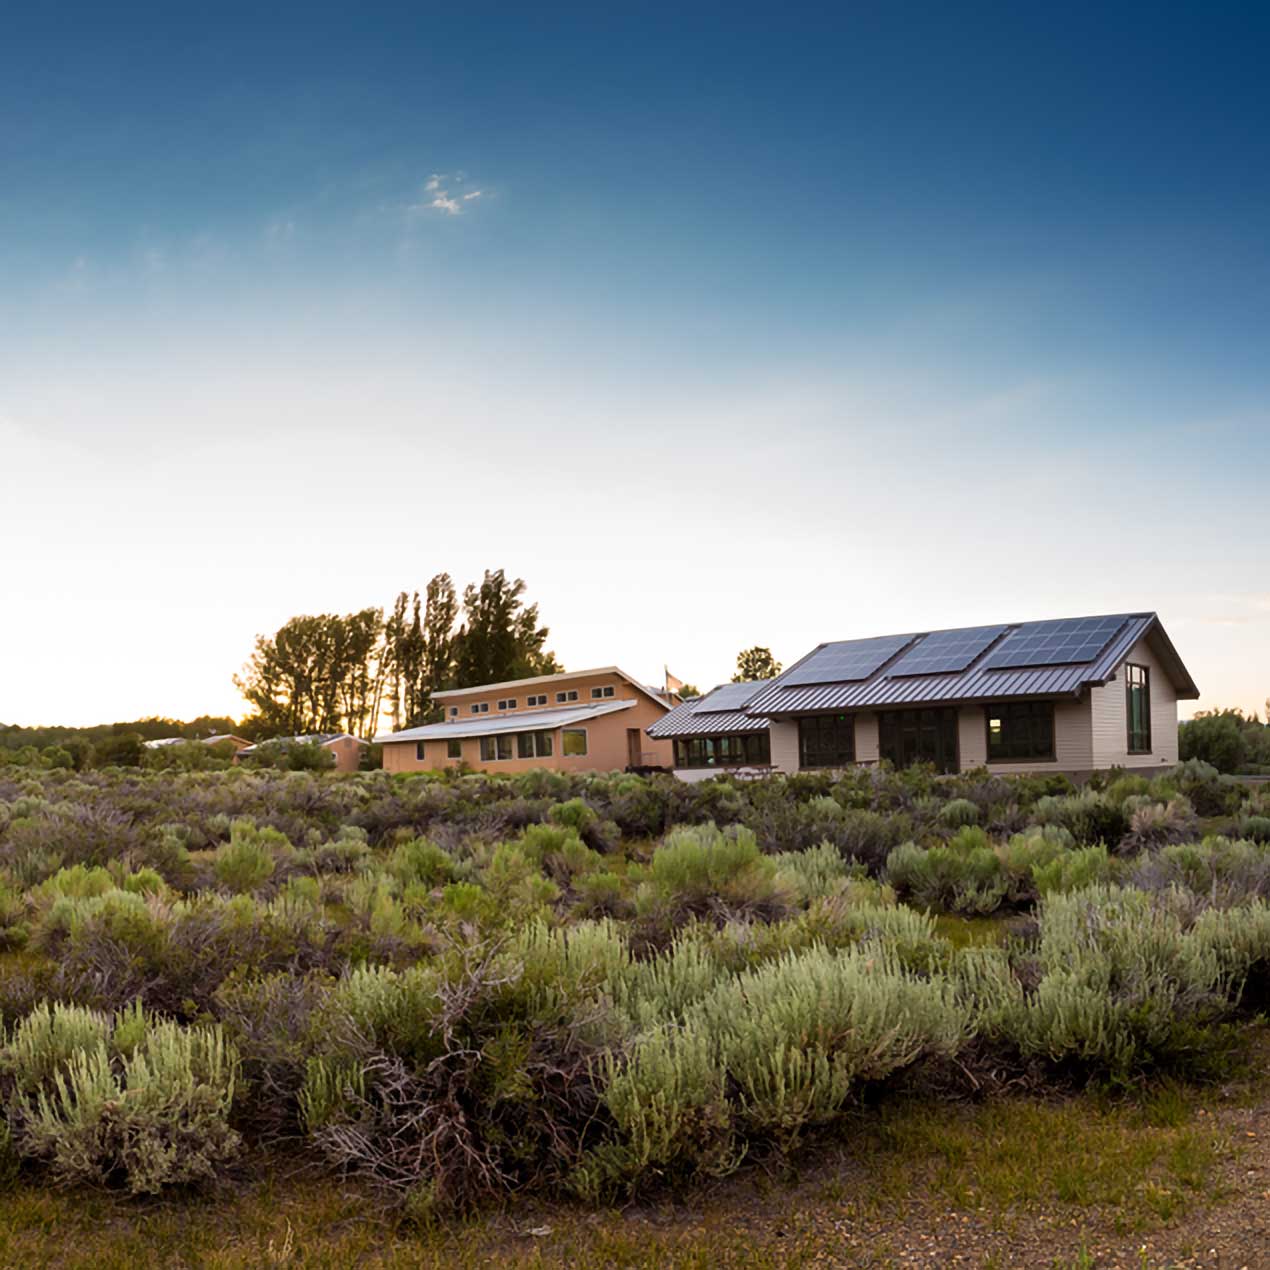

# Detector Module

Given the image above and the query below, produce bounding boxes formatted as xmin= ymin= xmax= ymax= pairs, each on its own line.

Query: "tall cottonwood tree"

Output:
xmin=451 ymin=569 xmax=561 ymax=688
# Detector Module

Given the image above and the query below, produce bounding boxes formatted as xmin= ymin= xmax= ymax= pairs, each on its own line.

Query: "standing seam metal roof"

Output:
xmin=743 ymin=613 xmax=1196 ymax=717
xmin=647 ymin=682 xmax=772 ymax=739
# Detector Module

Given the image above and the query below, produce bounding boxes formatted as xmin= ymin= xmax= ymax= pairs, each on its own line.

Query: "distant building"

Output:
xmin=238 ymin=733 xmax=367 ymax=772
xmin=375 ymin=667 xmax=677 ymax=774
xmin=144 ymin=734 xmax=250 ymax=751
xmin=650 ymin=612 xmax=1198 ymax=779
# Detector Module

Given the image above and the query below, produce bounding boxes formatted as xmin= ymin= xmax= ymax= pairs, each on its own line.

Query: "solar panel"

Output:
xmin=696 ymin=681 xmax=765 ymax=712
xmin=981 ymin=616 xmax=1128 ymax=670
xmin=887 ymin=624 xmax=1009 ymax=677
xmin=781 ymin=634 xmax=914 ymax=686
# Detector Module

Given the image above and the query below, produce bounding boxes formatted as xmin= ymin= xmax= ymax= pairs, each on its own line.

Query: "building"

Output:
xmin=375 ymin=667 xmax=677 ymax=774
xmin=648 ymin=681 xmax=773 ymax=781
xmin=144 ymin=734 xmax=251 ymax=752
xmin=238 ymin=733 xmax=368 ymax=772
xmin=649 ymin=612 xmax=1198 ymax=779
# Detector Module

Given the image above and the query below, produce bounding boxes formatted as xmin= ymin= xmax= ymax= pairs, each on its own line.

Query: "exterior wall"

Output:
xmin=1089 ymin=637 xmax=1179 ymax=769
xmin=323 ymin=737 xmax=364 ymax=773
xmin=768 ymin=720 xmax=800 ymax=774
xmin=958 ymin=699 xmax=1093 ymax=774
xmin=436 ymin=672 xmax=649 ymax=723
xmin=380 ymin=695 xmax=674 ymax=775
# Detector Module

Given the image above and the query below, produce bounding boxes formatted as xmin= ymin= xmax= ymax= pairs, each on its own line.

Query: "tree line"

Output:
xmin=232 ymin=569 xmax=560 ymax=739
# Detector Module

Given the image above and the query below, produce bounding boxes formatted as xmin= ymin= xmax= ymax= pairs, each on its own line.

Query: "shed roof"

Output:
xmin=744 ymin=612 xmax=1198 ymax=717
xmin=647 ymin=681 xmax=773 ymax=739
xmin=374 ymin=699 xmax=637 ymax=744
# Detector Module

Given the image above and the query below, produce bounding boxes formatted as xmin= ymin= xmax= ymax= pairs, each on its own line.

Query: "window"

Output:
xmin=591 ymin=685 xmax=615 ymax=699
xmin=562 ymin=729 xmax=588 ymax=756
xmin=446 ymin=739 xmax=461 ymax=760
xmin=470 ymin=702 xmax=489 ymax=715
xmin=673 ymin=732 xmax=771 ymax=769
xmin=986 ymin=701 xmax=1055 ymax=762
xmin=1126 ymin=663 xmax=1151 ymax=753
xmin=527 ymin=694 xmax=547 ymax=707
xmin=448 ymin=707 xmax=458 ymax=718
xmin=798 ymin=715 xmax=856 ymax=769
xmin=479 ymin=735 xmax=514 ymax=762
xmin=497 ymin=698 xmax=518 ymax=711
xmin=878 ymin=708 xmax=959 ymax=774
xmin=556 ymin=689 xmax=579 ymax=704
xmin=416 ymin=742 xmax=426 ymax=760
xmin=515 ymin=730 xmax=554 ymax=759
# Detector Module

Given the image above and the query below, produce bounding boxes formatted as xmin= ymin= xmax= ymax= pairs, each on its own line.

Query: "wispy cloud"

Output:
xmin=410 ymin=173 xmax=484 ymax=216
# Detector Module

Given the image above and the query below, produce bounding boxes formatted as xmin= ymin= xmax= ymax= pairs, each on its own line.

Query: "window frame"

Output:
xmin=416 ymin=741 xmax=426 ymax=761
xmin=555 ymin=689 xmax=580 ymax=704
xmin=1125 ymin=663 xmax=1152 ymax=754
xmin=562 ymin=728 xmax=588 ymax=756
xmin=673 ymin=731 xmax=771 ymax=769
xmin=470 ymin=702 xmax=489 ymax=715
xmin=526 ymin=694 xmax=547 ymax=707
xmin=448 ymin=707 xmax=458 ymax=718
xmin=496 ymin=698 xmax=518 ymax=711
xmin=797 ymin=715 xmax=856 ymax=769
xmin=446 ymin=738 xmax=462 ymax=760
xmin=590 ymin=685 xmax=615 ymax=700
xmin=479 ymin=734 xmax=514 ymax=762
xmin=515 ymin=730 xmax=555 ymax=759
xmin=984 ymin=700 xmax=1056 ymax=764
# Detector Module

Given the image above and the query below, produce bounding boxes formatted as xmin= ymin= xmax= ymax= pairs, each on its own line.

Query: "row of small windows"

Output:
xmin=422 ymin=729 xmax=590 ymax=763
xmin=450 ymin=686 xmax=617 ymax=717
xmin=673 ymin=732 xmax=771 ymax=769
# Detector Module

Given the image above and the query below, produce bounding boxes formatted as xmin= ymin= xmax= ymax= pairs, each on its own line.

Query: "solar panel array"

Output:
xmin=696 ymin=681 xmax=764 ymax=711
xmin=981 ymin=616 xmax=1128 ymax=670
xmin=781 ymin=634 xmax=914 ymax=686
xmin=887 ymin=624 xmax=1009 ymax=677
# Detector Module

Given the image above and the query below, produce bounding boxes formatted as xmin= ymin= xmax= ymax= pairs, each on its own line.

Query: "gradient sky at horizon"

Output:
xmin=3 ymin=2 xmax=1269 ymax=726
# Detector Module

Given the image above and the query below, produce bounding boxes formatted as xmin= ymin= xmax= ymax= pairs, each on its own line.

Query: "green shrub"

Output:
xmin=20 ymin=1019 xmax=241 ymax=1193
xmin=885 ymin=836 xmax=1007 ymax=916
xmin=213 ymin=821 xmax=288 ymax=892
xmin=643 ymin=824 xmax=790 ymax=921
xmin=938 ymin=798 xmax=979 ymax=828
xmin=1031 ymin=844 xmax=1118 ymax=895
xmin=771 ymin=840 xmax=858 ymax=902
xmin=1032 ymin=791 xmax=1127 ymax=848
xmin=0 ymin=1002 xmax=112 ymax=1092
xmin=689 ymin=945 xmax=968 ymax=1142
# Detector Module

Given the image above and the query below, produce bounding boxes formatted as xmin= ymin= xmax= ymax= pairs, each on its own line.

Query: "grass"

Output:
xmin=0 ymin=1067 xmax=1252 ymax=1268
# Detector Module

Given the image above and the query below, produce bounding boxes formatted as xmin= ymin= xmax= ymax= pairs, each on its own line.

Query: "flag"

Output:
xmin=664 ymin=667 xmax=684 ymax=694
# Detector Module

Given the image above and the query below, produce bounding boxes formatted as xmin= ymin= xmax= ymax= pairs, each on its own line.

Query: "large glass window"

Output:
xmin=878 ymin=708 xmax=959 ymax=774
xmin=516 ymin=730 xmax=554 ymax=759
xmin=673 ymin=732 xmax=771 ymax=769
xmin=798 ymin=715 xmax=856 ymax=769
xmin=479 ymin=735 xmax=514 ymax=761
xmin=1125 ymin=664 xmax=1151 ymax=753
xmin=446 ymin=739 xmax=461 ymax=759
xmin=562 ymin=729 xmax=588 ymax=756
xmin=416 ymin=742 xmax=426 ymax=760
xmin=985 ymin=701 xmax=1055 ymax=762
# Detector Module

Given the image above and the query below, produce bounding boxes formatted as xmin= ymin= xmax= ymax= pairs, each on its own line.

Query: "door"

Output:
xmin=626 ymin=728 xmax=643 ymax=768
xmin=878 ymin=707 xmax=959 ymax=773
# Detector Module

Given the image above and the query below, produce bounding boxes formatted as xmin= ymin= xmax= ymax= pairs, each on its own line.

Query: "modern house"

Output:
xmin=238 ymin=733 xmax=368 ymax=772
xmin=648 ymin=681 xmax=773 ymax=782
xmin=375 ymin=667 xmax=677 ymax=774
xmin=649 ymin=612 xmax=1197 ymax=778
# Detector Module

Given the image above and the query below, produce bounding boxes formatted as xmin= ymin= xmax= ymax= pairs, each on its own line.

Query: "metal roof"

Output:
xmin=648 ymin=681 xmax=772 ymax=739
xmin=745 ymin=612 xmax=1199 ymax=717
xmin=373 ymin=699 xmax=637 ymax=744
xmin=240 ymin=733 xmax=368 ymax=753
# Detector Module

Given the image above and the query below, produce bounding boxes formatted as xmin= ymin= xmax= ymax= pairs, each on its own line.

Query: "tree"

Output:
xmin=732 ymin=646 xmax=782 ymax=683
xmin=234 ymin=609 xmax=385 ymax=738
xmin=677 ymin=683 xmax=701 ymax=700
xmin=1179 ymin=710 xmax=1247 ymax=774
xmin=451 ymin=570 xmax=561 ymax=689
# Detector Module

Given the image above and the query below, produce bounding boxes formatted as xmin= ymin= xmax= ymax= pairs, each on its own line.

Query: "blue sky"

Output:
xmin=3 ymin=2 xmax=1268 ymax=723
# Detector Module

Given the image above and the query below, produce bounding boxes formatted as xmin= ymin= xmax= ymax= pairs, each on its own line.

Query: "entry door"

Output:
xmin=878 ymin=708 xmax=959 ymax=774
xmin=626 ymin=728 xmax=642 ymax=767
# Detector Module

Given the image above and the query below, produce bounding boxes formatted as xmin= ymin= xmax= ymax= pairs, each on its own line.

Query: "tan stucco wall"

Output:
xmin=1089 ymin=636 xmax=1179 ymax=769
xmin=381 ymin=673 xmax=674 ymax=775
xmin=323 ymin=737 xmax=364 ymax=772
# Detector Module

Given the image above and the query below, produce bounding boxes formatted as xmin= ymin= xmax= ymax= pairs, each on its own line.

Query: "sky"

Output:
xmin=3 ymin=2 xmax=1269 ymax=726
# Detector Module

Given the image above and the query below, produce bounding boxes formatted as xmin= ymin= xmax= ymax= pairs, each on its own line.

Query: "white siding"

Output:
xmin=854 ymin=712 xmax=880 ymax=763
xmin=769 ymin=720 xmax=800 ymax=773
xmin=1090 ymin=637 xmax=1179 ymax=769
xmin=958 ymin=700 xmax=1094 ymax=774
